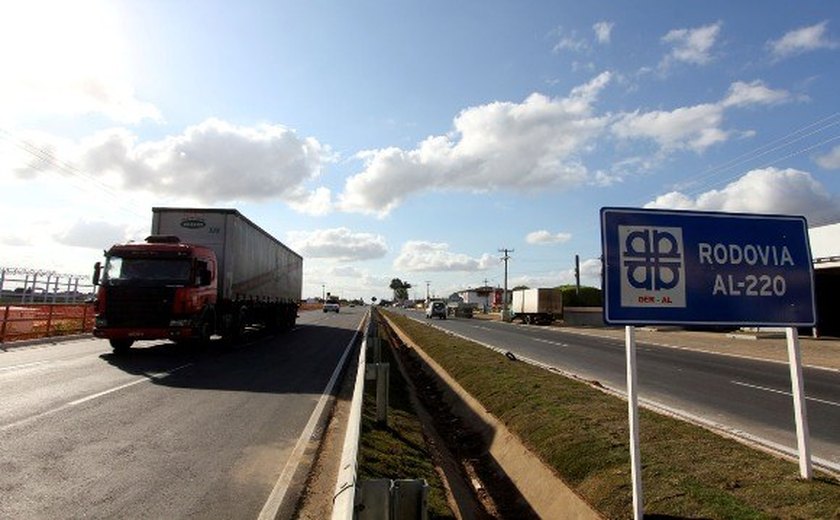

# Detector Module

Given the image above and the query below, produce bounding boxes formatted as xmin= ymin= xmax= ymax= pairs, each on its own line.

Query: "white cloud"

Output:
xmin=287 ymin=228 xmax=388 ymax=261
xmin=593 ymin=21 xmax=614 ymax=44
xmin=612 ymin=80 xmax=789 ymax=153
xmin=816 ymin=145 xmax=840 ymax=170
xmin=661 ymin=21 xmax=722 ymax=68
xmin=721 ymin=80 xmax=790 ymax=108
xmin=612 ymin=103 xmax=727 ymax=152
xmin=553 ymin=28 xmax=589 ymax=53
xmin=579 ymin=258 xmax=602 ymax=280
xmin=0 ymin=1 xmax=161 ymax=124
xmin=286 ymin=187 xmax=333 ymax=216
xmin=10 ymin=119 xmax=334 ymax=208
xmin=525 ymin=230 xmax=572 ymax=245
xmin=339 ymin=73 xmax=612 ymax=216
xmin=54 ymin=220 xmax=128 ymax=249
xmin=393 ymin=241 xmax=496 ymax=272
xmin=769 ymin=21 xmax=838 ymax=60
xmin=645 ymin=167 xmax=840 ymax=225
xmin=329 ymin=266 xmax=365 ymax=278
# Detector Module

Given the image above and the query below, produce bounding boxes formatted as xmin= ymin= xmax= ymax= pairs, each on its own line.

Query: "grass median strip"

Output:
xmin=384 ymin=311 xmax=840 ymax=519
xmin=357 ymin=323 xmax=456 ymax=519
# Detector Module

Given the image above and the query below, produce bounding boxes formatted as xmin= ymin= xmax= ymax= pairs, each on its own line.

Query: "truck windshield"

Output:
xmin=104 ymin=256 xmax=192 ymax=285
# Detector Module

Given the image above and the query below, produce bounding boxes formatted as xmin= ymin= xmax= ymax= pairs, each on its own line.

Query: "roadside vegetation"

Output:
xmin=382 ymin=310 xmax=840 ymax=519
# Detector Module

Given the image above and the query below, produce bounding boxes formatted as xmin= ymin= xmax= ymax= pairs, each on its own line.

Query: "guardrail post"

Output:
xmin=357 ymin=479 xmax=428 ymax=520
xmin=376 ymin=363 xmax=389 ymax=424
xmin=365 ymin=362 xmax=390 ymax=425
xmin=369 ymin=336 xmax=381 ymax=363
xmin=357 ymin=479 xmax=391 ymax=519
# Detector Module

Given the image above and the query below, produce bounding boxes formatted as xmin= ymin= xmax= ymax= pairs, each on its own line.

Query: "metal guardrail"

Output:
xmin=332 ymin=310 xmax=427 ymax=520
xmin=332 ymin=311 xmax=372 ymax=519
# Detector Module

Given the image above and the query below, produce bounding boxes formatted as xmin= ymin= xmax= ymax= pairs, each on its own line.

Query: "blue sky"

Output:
xmin=1 ymin=0 xmax=839 ymax=301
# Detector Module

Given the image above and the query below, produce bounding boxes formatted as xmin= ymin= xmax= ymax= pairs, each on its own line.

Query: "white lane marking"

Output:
xmin=472 ymin=326 xmax=494 ymax=332
xmin=533 ymin=338 xmax=568 ymax=347
xmin=731 ymin=380 xmax=840 ymax=408
xmin=0 ymin=360 xmax=51 ymax=373
xmin=0 ymin=363 xmax=194 ymax=432
xmin=258 ymin=315 xmax=365 ymax=520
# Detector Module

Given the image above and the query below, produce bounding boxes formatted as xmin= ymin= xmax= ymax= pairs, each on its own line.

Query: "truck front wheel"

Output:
xmin=109 ymin=339 xmax=134 ymax=353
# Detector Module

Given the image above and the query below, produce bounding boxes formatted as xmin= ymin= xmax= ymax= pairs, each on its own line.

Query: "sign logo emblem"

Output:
xmin=619 ymin=226 xmax=686 ymax=308
xmin=180 ymin=217 xmax=206 ymax=229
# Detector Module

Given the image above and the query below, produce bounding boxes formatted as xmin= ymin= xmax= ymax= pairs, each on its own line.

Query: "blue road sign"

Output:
xmin=601 ymin=208 xmax=816 ymax=326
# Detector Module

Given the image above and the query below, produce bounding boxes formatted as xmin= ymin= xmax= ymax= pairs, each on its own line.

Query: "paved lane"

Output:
xmin=392 ymin=310 xmax=840 ymax=470
xmin=0 ymin=308 xmax=366 ymax=519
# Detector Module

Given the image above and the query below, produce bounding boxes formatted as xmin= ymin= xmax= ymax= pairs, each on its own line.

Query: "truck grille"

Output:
xmin=104 ymin=286 xmax=176 ymax=327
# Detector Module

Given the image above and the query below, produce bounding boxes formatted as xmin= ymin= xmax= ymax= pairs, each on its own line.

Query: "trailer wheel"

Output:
xmin=110 ymin=339 xmax=134 ymax=353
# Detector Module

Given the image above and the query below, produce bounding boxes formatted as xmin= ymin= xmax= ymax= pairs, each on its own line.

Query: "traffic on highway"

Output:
xmin=0 ymin=308 xmax=365 ymax=519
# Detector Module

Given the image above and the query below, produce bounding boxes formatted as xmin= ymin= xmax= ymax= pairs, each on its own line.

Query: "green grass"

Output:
xmin=383 ymin=310 xmax=840 ymax=519
xmin=357 ymin=325 xmax=456 ymax=519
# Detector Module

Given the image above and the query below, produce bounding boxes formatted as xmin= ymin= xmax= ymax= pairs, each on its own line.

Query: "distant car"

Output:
xmin=323 ymin=300 xmax=340 ymax=313
xmin=425 ymin=300 xmax=447 ymax=319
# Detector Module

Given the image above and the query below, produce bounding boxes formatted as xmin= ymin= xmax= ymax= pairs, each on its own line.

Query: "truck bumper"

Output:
xmin=93 ymin=327 xmax=198 ymax=341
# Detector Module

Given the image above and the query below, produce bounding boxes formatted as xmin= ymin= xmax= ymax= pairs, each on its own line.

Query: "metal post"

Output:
xmin=376 ymin=363 xmax=390 ymax=425
xmin=44 ymin=274 xmax=52 ymax=303
xmin=369 ymin=336 xmax=382 ymax=364
xmin=785 ymin=327 xmax=812 ymax=479
xmin=499 ymin=248 xmax=513 ymax=321
xmin=22 ymin=274 xmax=30 ymax=303
xmin=625 ymin=325 xmax=643 ymax=520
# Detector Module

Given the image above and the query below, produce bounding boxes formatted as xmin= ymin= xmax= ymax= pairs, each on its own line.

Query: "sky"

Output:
xmin=1 ymin=0 xmax=839 ymax=302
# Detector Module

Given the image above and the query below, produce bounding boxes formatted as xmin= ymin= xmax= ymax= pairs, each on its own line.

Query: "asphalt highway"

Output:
xmin=0 ymin=308 xmax=366 ymax=519
xmin=391 ymin=309 xmax=840 ymax=471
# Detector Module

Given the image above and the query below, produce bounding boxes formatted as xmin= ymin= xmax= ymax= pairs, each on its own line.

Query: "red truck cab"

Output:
xmin=93 ymin=235 xmax=218 ymax=351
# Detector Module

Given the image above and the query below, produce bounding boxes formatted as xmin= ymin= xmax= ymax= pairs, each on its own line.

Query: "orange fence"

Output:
xmin=0 ymin=303 xmax=95 ymax=345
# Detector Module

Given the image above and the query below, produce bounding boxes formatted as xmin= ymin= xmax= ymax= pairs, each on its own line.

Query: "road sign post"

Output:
xmin=625 ymin=325 xmax=643 ymax=520
xmin=601 ymin=208 xmax=817 ymax=517
xmin=786 ymin=327 xmax=812 ymax=479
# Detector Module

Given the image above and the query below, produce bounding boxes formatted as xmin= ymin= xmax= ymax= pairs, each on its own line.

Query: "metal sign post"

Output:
xmin=625 ymin=325 xmax=643 ymax=520
xmin=785 ymin=327 xmax=812 ymax=479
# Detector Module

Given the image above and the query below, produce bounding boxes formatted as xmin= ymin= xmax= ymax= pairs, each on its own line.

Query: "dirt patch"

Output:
xmin=292 ymin=349 xmax=357 ymax=520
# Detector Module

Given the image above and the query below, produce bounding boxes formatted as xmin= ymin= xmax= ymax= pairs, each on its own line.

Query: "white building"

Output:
xmin=809 ymin=223 xmax=840 ymax=337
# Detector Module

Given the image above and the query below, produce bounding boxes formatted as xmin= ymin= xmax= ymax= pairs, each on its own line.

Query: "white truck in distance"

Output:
xmin=510 ymin=288 xmax=563 ymax=325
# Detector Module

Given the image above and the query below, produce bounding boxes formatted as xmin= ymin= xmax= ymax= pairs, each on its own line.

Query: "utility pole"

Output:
xmin=498 ymin=248 xmax=513 ymax=321
xmin=425 ymin=280 xmax=431 ymax=305
xmin=575 ymin=254 xmax=581 ymax=296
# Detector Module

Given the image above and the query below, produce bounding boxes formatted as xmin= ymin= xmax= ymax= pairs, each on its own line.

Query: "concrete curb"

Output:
xmin=382 ymin=313 xmax=603 ymax=520
xmin=0 ymin=333 xmax=93 ymax=350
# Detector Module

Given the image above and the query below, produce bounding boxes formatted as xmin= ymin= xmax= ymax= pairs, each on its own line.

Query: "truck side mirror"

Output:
xmin=93 ymin=262 xmax=101 ymax=286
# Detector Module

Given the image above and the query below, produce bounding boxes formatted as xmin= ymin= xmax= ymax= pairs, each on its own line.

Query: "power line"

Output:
xmin=676 ymin=111 xmax=840 ymax=198
xmin=0 ymin=127 xmax=147 ymax=219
